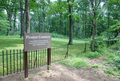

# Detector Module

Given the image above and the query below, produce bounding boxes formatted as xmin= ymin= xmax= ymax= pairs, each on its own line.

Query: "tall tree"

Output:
xmin=68 ymin=0 xmax=73 ymax=45
xmin=87 ymin=0 xmax=102 ymax=51
xmin=25 ymin=0 xmax=30 ymax=33
xmin=58 ymin=0 xmax=63 ymax=34
xmin=42 ymin=1 xmax=45 ymax=33
xmin=13 ymin=3 xmax=17 ymax=36
xmin=20 ymin=0 xmax=26 ymax=37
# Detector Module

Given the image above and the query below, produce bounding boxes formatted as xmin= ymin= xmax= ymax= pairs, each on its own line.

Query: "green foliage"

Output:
xmin=92 ymin=65 xmax=99 ymax=68
xmin=90 ymin=36 xmax=107 ymax=52
xmin=109 ymin=21 xmax=120 ymax=33
xmin=60 ymin=57 xmax=89 ymax=69
xmin=109 ymin=42 xmax=120 ymax=50
xmin=83 ymin=51 xmax=101 ymax=59
xmin=0 ymin=10 xmax=9 ymax=35
xmin=109 ymin=0 xmax=120 ymax=3
xmin=103 ymin=47 xmax=120 ymax=77
xmin=113 ymin=51 xmax=120 ymax=69
xmin=104 ymin=70 xmax=114 ymax=75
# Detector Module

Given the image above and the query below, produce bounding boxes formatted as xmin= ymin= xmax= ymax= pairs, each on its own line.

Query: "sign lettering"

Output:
xmin=24 ymin=33 xmax=51 ymax=51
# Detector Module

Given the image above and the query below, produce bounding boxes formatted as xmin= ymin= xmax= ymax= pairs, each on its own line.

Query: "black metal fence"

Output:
xmin=0 ymin=43 xmax=90 ymax=77
xmin=0 ymin=49 xmax=24 ymax=77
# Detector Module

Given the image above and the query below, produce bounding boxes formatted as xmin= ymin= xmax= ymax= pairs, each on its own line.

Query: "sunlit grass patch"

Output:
xmin=60 ymin=57 xmax=90 ymax=69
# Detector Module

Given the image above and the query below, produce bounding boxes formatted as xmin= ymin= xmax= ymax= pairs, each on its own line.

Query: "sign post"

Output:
xmin=24 ymin=51 xmax=28 ymax=78
xmin=47 ymin=48 xmax=51 ymax=70
xmin=24 ymin=33 xmax=51 ymax=78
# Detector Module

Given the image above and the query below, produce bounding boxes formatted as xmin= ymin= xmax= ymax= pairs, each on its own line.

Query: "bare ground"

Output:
xmin=0 ymin=61 xmax=120 ymax=81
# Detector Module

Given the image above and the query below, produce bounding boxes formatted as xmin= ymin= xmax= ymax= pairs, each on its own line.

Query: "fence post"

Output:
xmin=2 ymin=50 xmax=4 ymax=76
xmin=24 ymin=51 xmax=28 ymax=78
xmin=47 ymin=48 xmax=51 ymax=70
xmin=65 ymin=45 xmax=69 ymax=58
xmin=83 ymin=42 xmax=86 ymax=53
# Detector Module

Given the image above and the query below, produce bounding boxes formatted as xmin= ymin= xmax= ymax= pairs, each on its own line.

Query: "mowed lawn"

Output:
xmin=0 ymin=36 xmax=89 ymax=51
xmin=0 ymin=36 xmax=90 ymax=75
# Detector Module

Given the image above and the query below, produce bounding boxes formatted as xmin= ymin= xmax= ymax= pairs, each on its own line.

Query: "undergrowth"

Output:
xmin=60 ymin=57 xmax=90 ymax=69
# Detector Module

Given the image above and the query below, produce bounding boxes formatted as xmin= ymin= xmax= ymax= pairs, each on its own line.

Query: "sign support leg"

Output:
xmin=24 ymin=51 xmax=28 ymax=78
xmin=47 ymin=48 xmax=51 ymax=70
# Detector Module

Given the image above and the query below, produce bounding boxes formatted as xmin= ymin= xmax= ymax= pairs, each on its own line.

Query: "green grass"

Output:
xmin=0 ymin=35 xmax=120 ymax=78
xmin=1 ymin=35 xmax=120 ymax=78
xmin=0 ymin=35 xmax=90 ymax=75
xmin=0 ymin=36 xmax=23 ymax=50
xmin=60 ymin=57 xmax=90 ymax=69
xmin=0 ymin=35 xmax=89 ymax=51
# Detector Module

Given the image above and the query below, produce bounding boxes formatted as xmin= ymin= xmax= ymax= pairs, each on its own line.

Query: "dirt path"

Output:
xmin=0 ymin=62 xmax=119 ymax=81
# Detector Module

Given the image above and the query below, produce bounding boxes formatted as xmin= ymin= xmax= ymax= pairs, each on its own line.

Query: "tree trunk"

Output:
xmin=91 ymin=26 xmax=96 ymax=52
xmin=77 ymin=27 xmax=80 ymax=38
xmin=9 ymin=14 xmax=12 ymax=31
xmin=91 ymin=19 xmax=96 ymax=52
xmin=39 ymin=15 xmax=41 ymax=33
xmin=42 ymin=15 xmax=45 ymax=33
xmin=42 ymin=2 xmax=45 ymax=33
xmin=23 ymin=11 xmax=26 ymax=33
xmin=88 ymin=0 xmax=101 ymax=52
xmin=65 ymin=23 xmax=66 ymax=35
xmin=82 ymin=26 xmax=84 ymax=38
xmin=7 ymin=12 xmax=12 ymax=36
xmin=68 ymin=0 xmax=73 ymax=45
xmin=107 ymin=2 xmax=110 ymax=39
xmin=60 ymin=12 xmax=63 ymax=34
xmin=95 ymin=23 xmax=97 ymax=36
xmin=85 ymin=8 xmax=87 ymax=38
xmin=91 ymin=26 xmax=92 ymax=36
xmin=25 ymin=0 xmax=30 ymax=33
xmin=95 ymin=0 xmax=97 ymax=36
xmin=13 ymin=9 xmax=16 ymax=36
xmin=20 ymin=0 xmax=24 ymax=37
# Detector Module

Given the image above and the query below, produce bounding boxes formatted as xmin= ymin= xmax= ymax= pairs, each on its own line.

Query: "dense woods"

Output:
xmin=0 ymin=0 xmax=120 ymax=51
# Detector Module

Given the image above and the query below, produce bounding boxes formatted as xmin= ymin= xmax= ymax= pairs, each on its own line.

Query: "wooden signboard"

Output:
xmin=24 ymin=33 xmax=51 ymax=78
xmin=24 ymin=33 xmax=51 ymax=51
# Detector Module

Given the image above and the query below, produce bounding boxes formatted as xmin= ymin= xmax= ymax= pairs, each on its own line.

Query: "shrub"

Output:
xmin=113 ymin=54 xmax=120 ymax=69
xmin=84 ymin=51 xmax=101 ymax=59
xmin=60 ymin=57 xmax=89 ymax=69
xmin=90 ymin=36 xmax=107 ymax=52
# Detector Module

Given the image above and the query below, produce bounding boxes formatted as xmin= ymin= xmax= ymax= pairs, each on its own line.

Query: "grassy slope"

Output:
xmin=0 ymin=35 xmax=90 ymax=75
xmin=0 ymin=36 xmax=120 ymax=78
xmin=0 ymin=36 xmax=89 ymax=51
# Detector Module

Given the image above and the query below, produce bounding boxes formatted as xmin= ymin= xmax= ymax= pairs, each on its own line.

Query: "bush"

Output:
xmin=52 ymin=33 xmax=68 ymax=38
xmin=90 ymin=36 xmax=107 ymax=52
xmin=60 ymin=57 xmax=89 ymax=69
xmin=84 ymin=51 xmax=101 ymax=59
xmin=113 ymin=51 xmax=120 ymax=69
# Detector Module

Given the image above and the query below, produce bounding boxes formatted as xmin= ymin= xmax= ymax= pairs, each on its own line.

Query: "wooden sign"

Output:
xmin=24 ymin=33 xmax=51 ymax=51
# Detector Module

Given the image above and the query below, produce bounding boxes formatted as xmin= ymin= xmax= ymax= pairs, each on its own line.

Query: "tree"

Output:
xmin=68 ymin=0 xmax=73 ymax=45
xmin=87 ymin=0 xmax=102 ymax=52
xmin=13 ymin=1 xmax=17 ymax=36
xmin=20 ymin=0 xmax=26 ymax=37
xmin=25 ymin=0 xmax=30 ymax=33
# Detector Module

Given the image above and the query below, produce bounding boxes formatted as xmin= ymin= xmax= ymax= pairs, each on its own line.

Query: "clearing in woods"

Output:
xmin=0 ymin=36 xmax=120 ymax=81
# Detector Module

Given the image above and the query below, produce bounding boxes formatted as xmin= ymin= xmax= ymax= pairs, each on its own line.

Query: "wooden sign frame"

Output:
xmin=24 ymin=33 xmax=51 ymax=78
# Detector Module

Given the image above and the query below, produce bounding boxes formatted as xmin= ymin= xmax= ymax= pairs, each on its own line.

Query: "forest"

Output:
xmin=0 ymin=0 xmax=120 ymax=80
xmin=0 ymin=0 xmax=120 ymax=52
